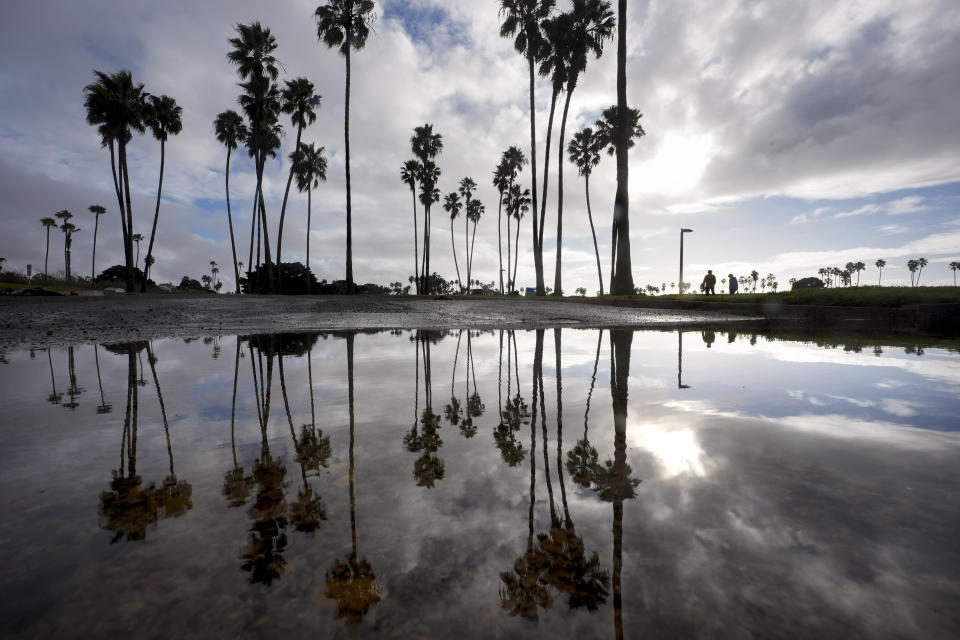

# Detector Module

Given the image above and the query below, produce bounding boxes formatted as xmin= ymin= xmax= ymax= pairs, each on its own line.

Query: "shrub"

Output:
xmin=792 ymin=277 xmax=825 ymax=290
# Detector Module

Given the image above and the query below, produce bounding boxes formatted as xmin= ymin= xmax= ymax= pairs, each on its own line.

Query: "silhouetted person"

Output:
xmin=701 ymin=270 xmax=716 ymax=295
xmin=728 ymin=274 xmax=738 ymax=294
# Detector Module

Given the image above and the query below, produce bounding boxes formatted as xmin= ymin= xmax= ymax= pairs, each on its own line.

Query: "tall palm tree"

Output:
xmin=55 ymin=210 xmax=77 ymax=282
xmin=83 ymin=69 xmax=147 ymax=292
xmin=568 ymin=127 xmax=604 ymax=294
xmin=492 ymin=159 xmax=511 ymax=294
xmin=610 ymin=0 xmax=633 ymax=295
xmin=907 ymin=259 xmax=918 ymax=286
xmin=595 ymin=104 xmax=644 ymax=289
xmin=88 ymin=205 xmax=107 ymax=287
xmin=466 ymin=198 xmax=485 ymax=292
xmin=314 ymin=0 xmax=377 ymax=295
xmin=916 ymin=257 xmax=928 ymax=285
xmin=276 ymin=77 xmax=321 ymax=292
xmin=950 ymin=261 xmax=959 ymax=287
xmin=214 ymin=110 xmax=249 ymax=294
xmin=411 ymin=124 xmax=443 ymax=294
xmin=40 ymin=217 xmax=58 ymax=278
xmin=553 ymin=0 xmax=615 ymax=296
xmin=140 ymin=94 xmax=182 ymax=292
xmin=401 ymin=159 xmax=422 ymax=293
xmin=875 ymin=258 xmax=886 ymax=286
xmin=508 ymin=184 xmax=532 ymax=291
xmin=131 ymin=233 xmax=144 ymax=271
xmin=228 ymin=22 xmax=281 ymax=294
xmin=293 ymin=142 xmax=328 ymax=294
xmin=458 ymin=177 xmax=477 ymax=291
xmin=500 ymin=0 xmax=555 ymax=296
xmin=853 ymin=260 xmax=865 ymax=286
xmin=501 ymin=146 xmax=528 ymax=293
xmin=443 ymin=192 xmax=464 ymax=292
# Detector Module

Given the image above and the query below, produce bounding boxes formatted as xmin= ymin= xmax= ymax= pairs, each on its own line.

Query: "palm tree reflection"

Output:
xmin=62 ymin=346 xmax=84 ymax=409
xmin=46 ymin=348 xmax=62 ymax=405
xmin=94 ymin=344 xmax=112 ymax=414
xmin=326 ymin=333 xmax=382 ymax=624
xmin=494 ymin=330 xmax=529 ymax=467
xmin=405 ymin=330 xmax=446 ymax=487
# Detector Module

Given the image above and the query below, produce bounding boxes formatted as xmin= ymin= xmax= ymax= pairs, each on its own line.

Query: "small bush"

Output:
xmin=792 ymin=277 xmax=825 ymax=290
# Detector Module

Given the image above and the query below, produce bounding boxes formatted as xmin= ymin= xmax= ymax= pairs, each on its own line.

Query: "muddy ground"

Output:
xmin=0 ymin=293 xmax=752 ymax=350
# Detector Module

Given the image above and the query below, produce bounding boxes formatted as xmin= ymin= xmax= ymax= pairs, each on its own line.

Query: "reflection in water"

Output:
xmin=3 ymin=328 xmax=959 ymax=638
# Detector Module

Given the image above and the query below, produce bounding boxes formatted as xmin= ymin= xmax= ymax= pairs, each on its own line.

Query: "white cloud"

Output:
xmin=790 ymin=214 xmax=809 ymax=225
xmin=887 ymin=195 xmax=927 ymax=214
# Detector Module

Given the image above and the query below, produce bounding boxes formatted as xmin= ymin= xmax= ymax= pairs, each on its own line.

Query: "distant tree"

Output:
xmin=202 ymin=274 xmax=212 ymax=290
xmin=411 ymin=124 xmax=443 ymax=294
xmin=466 ymin=198 xmax=485 ymax=292
xmin=141 ymin=94 xmax=183 ymax=292
xmin=568 ymin=126 xmax=605 ymax=294
xmin=443 ymin=192 xmax=464 ymax=292
xmin=853 ymin=261 xmax=865 ymax=286
xmin=0 ymin=258 xmax=5 ymax=278
xmin=214 ymin=109 xmax=249 ymax=293
xmin=492 ymin=158 xmax=511 ymax=294
xmin=575 ymin=286 xmax=586 ymax=296
xmin=459 ymin=177 xmax=478 ymax=292
xmin=749 ymin=270 xmax=759 ymax=292
xmin=875 ymin=258 xmax=886 ymax=285
xmin=89 ymin=205 xmax=107 ymax=287
xmin=243 ymin=261 xmax=319 ymax=295
xmin=916 ymin=257 xmax=928 ymax=285
xmin=56 ymin=210 xmax=79 ymax=282
xmin=98 ymin=264 xmax=150 ymax=287
xmin=907 ymin=259 xmax=919 ymax=286
xmin=314 ymin=0 xmax=377 ymax=294
xmin=401 ymin=159 xmax=422 ymax=293
xmin=131 ymin=233 xmax=144 ymax=270
xmin=276 ymin=77 xmax=321 ymax=293
xmin=293 ymin=142 xmax=328 ymax=294
xmin=41 ymin=216 xmax=58 ymax=277
xmin=950 ymin=261 xmax=959 ymax=287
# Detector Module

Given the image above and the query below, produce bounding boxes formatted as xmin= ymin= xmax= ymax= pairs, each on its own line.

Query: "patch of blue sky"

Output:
xmin=383 ymin=1 xmax=471 ymax=48
xmin=194 ymin=197 xmax=226 ymax=213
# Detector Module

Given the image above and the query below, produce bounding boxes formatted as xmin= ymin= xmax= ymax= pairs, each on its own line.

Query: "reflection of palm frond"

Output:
xmin=494 ymin=422 xmax=526 ymax=467
xmin=590 ymin=460 xmax=641 ymax=502
xmin=99 ymin=473 xmax=159 ymax=543
xmin=289 ymin=485 xmax=326 ymax=533
xmin=241 ymin=517 xmax=288 ymax=585
xmin=414 ymin=453 xmax=445 ymax=487
xmin=443 ymin=396 xmax=462 ymax=425
xmin=566 ymin=438 xmax=600 ymax=488
xmin=296 ymin=424 xmax=332 ymax=470
xmin=223 ymin=467 xmax=252 ymax=507
xmin=499 ymin=551 xmax=553 ymax=621
xmin=467 ymin=392 xmax=484 ymax=418
xmin=158 ymin=474 xmax=193 ymax=519
xmin=536 ymin=525 xmax=610 ymax=611
xmin=325 ymin=554 xmax=382 ymax=625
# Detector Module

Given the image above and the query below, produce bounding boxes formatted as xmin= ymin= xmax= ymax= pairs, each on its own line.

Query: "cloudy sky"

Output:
xmin=1 ymin=0 xmax=958 ymax=292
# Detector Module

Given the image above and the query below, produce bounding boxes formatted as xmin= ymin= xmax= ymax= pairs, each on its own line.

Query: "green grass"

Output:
xmin=647 ymin=286 xmax=960 ymax=307
xmin=0 ymin=281 xmax=78 ymax=293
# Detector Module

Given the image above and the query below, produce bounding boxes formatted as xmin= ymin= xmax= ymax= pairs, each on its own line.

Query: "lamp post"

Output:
xmin=679 ymin=228 xmax=693 ymax=294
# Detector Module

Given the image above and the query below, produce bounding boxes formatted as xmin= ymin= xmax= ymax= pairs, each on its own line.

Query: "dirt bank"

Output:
xmin=0 ymin=293 xmax=753 ymax=350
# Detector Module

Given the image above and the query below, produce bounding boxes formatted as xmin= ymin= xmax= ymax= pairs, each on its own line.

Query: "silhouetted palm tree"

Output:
xmin=411 ymin=124 xmax=443 ymax=294
xmin=568 ymin=127 xmax=605 ymax=294
xmin=224 ymin=339 xmax=252 ymax=507
xmin=88 ymin=205 xmax=107 ymax=287
xmin=214 ymin=110 xmax=249 ymax=293
xmin=466 ymin=198 xmax=485 ymax=294
xmin=93 ymin=344 xmax=112 ymax=414
xmin=907 ymin=259 xmax=919 ymax=286
xmin=276 ymin=77 xmax=321 ymax=292
xmin=553 ymin=0 xmax=615 ymax=296
xmin=147 ymin=343 xmax=193 ymax=519
xmin=40 ymin=216 xmax=58 ymax=278
xmin=916 ymin=257 xmax=928 ymax=285
xmin=56 ymin=210 xmax=78 ymax=282
xmin=508 ymin=183 xmax=532 ymax=291
xmin=141 ymin=94 xmax=182 ymax=292
xmin=567 ymin=329 xmax=603 ymax=486
xmin=401 ymin=159 xmax=423 ymax=293
xmin=493 ymin=159 xmax=511 ymax=293
xmin=314 ymin=0 xmax=377 ymax=294
xmin=130 ymin=233 xmax=143 ymax=272
xmin=293 ymin=142 xmax=328 ymax=294
xmin=500 ymin=0 xmax=554 ymax=295
xmin=950 ymin=261 xmax=959 ymax=286
xmin=83 ymin=69 xmax=146 ymax=292
xmin=228 ymin=22 xmax=281 ymax=293
xmin=46 ymin=348 xmax=62 ymax=405
xmin=443 ymin=192 xmax=464 ymax=292
xmin=459 ymin=177 xmax=477 ymax=290
xmin=875 ymin=258 xmax=886 ymax=286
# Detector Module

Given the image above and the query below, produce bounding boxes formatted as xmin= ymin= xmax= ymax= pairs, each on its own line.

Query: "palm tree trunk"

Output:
xmin=411 ymin=189 xmax=419 ymax=294
xmin=464 ymin=199 xmax=470 ymax=292
xmin=421 ymin=204 xmax=429 ymax=295
xmin=119 ymin=140 xmax=136 ymax=292
xmin=147 ymin=343 xmax=174 ymax=476
xmin=344 ymin=48 xmax=355 ymax=293
xmin=64 ymin=233 xmax=72 ymax=282
xmin=450 ymin=218 xmax=462 ymax=292
xmin=306 ymin=186 xmax=313 ymax=294
xmin=225 ymin=148 xmax=241 ymax=294
xmin=108 ymin=141 xmax=130 ymax=270
xmin=346 ymin=333 xmax=357 ymax=555
xmin=610 ymin=0 xmax=634 ymax=295
xmin=513 ymin=214 xmax=521 ymax=292
xmin=554 ymin=85 xmax=575 ymax=296
xmin=539 ymin=86 xmax=560 ymax=251
xmin=257 ymin=162 xmax=275 ymax=293
xmin=91 ymin=214 xmax=100 ymax=287
xmin=497 ymin=193 xmax=504 ymax=293
xmin=44 ymin=228 xmax=51 ymax=277
xmin=526 ymin=53 xmax=545 ymax=296
xmin=469 ymin=218 xmax=479 ymax=293
xmin=142 ymin=139 xmax=166 ymax=292
xmin=230 ymin=339 xmax=240 ymax=468
xmin=276 ymin=125 xmax=304 ymax=294
xmin=248 ymin=177 xmax=259 ymax=286
xmin=506 ymin=209 xmax=512 ymax=292
xmin=585 ymin=175 xmax=603 ymax=295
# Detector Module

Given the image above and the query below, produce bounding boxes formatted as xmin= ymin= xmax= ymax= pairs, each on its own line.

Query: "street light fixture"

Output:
xmin=679 ymin=228 xmax=693 ymax=294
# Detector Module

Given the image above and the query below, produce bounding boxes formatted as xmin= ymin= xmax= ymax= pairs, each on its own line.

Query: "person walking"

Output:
xmin=702 ymin=269 xmax=716 ymax=295
xmin=728 ymin=274 xmax=738 ymax=294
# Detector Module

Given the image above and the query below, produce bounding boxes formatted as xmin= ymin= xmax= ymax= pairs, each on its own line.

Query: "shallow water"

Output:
xmin=0 ymin=329 xmax=958 ymax=639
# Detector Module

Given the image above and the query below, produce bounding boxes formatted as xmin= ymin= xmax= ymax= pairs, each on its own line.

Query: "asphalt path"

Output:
xmin=0 ymin=293 xmax=751 ymax=349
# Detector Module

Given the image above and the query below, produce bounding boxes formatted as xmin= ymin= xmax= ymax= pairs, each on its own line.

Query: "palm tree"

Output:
xmin=228 ymin=22 xmax=281 ymax=294
xmin=314 ymin=0 xmax=377 ymax=294
xmin=750 ymin=269 xmax=759 ymax=292
xmin=131 ymin=233 xmax=143 ymax=271
xmin=458 ymin=177 xmax=477 ymax=292
xmin=83 ymin=69 xmax=147 ymax=292
xmin=401 ymin=159 xmax=423 ymax=293
xmin=499 ymin=0 xmax=555 ymax=296
xmin=916 ymin=257 xmax=928 ymax=285
xmin=466 ymin=198 xmax=485 ymax=293
xmin=214 ymin=110 xmax=249 ymax=294
xmin=595 ymin=104 xmax=644 ymax=291
xmin=40 ymin=217 xmax=58 ymax=278
xmin=141 ymin=94 xmax=183 ymax=292
xmin=568 ymin=127 xmax=604 ymax=294
xmin=509 ymin=184 xmax=532 ymax=291
xmin=293 ymin=142 xmax=328 ymax=294
xmin=443 ymin=192 xmax=464 ymax=292
xmin=88 ymin=205 xmax=107 ymax=287
xmin=907 ymin=259 xmax=919 ymax=286
xmin=0 ymin=258 xmax=5 ymax=279
xmin=853 ymin=261 xmax=866 ymax=286
xmin=950 ymin=261 xmax=959 ymax=286
xmin=276 ymin=78 xmax=321 ymax=293
xmin=875 ymin=258 xmax=886 ymax=286
xmin=553 ymin=0 xmax=615 ymax=296
xmin=411 ymin=124 xmax=443 ymax=294
xmin=55 ymin=210 xmax=77 ymax=282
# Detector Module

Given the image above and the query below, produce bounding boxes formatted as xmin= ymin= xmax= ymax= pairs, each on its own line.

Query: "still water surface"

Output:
xmin=0 ymin=329 xmax=958 ymax=638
